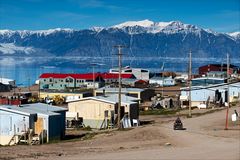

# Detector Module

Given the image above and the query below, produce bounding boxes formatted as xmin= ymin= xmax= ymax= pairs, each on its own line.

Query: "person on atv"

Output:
xmin=174 ymin=117 xmax=183 ymax=130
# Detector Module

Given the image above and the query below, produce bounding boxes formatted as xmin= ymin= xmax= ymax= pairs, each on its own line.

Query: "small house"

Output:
xmin=67 ymin=94 xmax=139 ymax=129
xmin=101 ymin=73 xmax=135 ymax=84
xmin=21 ymin=103 xmax=67 ymax=142
xmin=0 ymin=103 xmax=67 ymax=145
xmin=149 ymin=76 xmax=175 ymax=86
xmin=180 ymin=82 xmax=240 ymax=108
xmin=0 ymin=105 xmax=37 ymax=145
xmin=94 ymin=87 xmax=155 ymax=102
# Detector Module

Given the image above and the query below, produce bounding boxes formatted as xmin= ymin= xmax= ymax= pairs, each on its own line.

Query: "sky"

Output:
xmin=0 ymin=0 xmax=239 ymax=33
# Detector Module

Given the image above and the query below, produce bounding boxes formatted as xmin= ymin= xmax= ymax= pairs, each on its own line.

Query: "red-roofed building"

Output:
xmin=134 ymin=80 xmax=149 ymax=88
xmin=39 ymin=73 xmax=104 ymax=90
xmin=198 ymin=64 xmax=240 ymax=75
xmin=100 ymin=73 xmax=135 ymax=84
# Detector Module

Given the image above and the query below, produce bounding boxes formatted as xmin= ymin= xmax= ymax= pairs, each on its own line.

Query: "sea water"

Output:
xmin=0 ymin=56 xmax=239 ymax=86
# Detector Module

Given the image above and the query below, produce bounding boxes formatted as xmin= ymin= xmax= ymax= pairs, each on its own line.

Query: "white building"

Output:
xmin=109 ymin=66 xmax=149 ymax=80
xmin=0 ymin=106 xmax=37 ymax=145
xmin=0 ymin=103 xmax=67 ymax=146
xmin=67 ymin=94 xmax=139 ymax=129
xmin=149 ymin=76 xmax=175 ymax=86
xmin=0 ymin=78 xmax=15 ymax=87
xmin=180 ymin=82 xmax=240 ymax=108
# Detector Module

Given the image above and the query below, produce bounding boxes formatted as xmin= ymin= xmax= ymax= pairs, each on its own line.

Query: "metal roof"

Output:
xmin=39 ymin=73 xmax=101 ymax=80
xmin=101 ymin=73 xmax=134 ymax=79
xmin=22 ymin=103 xmax=67 ymax=111
xmin=69 ymin=94 xmax=139 ymax=105
xmin=96 ymin=87 xmax=144 ymax=93
xmin=0 ymin=105 xmax=36 ymax=116
xmin=0 ymin=103 xmax=67 ymax=116
xmin=0 ymin=78 xmax=15 ymax=85
xmin=192 ymin=77 xmax=226 ymax=81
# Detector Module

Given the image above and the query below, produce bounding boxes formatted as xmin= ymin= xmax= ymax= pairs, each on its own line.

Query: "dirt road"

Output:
xmin=0 ymin=107 xmax=239 ymax=160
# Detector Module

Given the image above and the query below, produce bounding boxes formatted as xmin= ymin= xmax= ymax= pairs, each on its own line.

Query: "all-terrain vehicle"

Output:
xmin=174 ymin=117 xmax=183 ymax=130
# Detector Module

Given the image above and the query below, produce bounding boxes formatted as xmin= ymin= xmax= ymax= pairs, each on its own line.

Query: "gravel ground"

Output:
xmin=0 ymin=106 xmax=239 ymax=160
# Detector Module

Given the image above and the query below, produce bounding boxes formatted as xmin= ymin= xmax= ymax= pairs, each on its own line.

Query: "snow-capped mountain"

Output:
xmin=0 ymin=20 xmax=239 ymax=57
xmin=228 ymin=32 xmax=240 ymax=39
xmin=111 ymin=19 xmax=202 ymax=34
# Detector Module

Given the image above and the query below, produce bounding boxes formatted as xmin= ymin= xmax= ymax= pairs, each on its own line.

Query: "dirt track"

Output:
xmin=0 ymin=106 xmax=239 ymax=160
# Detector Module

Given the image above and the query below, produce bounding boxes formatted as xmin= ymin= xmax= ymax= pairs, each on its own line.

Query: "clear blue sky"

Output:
xmin=0 ymin=0 xmax=239 ymax=32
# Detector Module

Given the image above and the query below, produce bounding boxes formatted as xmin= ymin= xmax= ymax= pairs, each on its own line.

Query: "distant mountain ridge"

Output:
xmin=0 ymin=19 xmax=239 ymax=58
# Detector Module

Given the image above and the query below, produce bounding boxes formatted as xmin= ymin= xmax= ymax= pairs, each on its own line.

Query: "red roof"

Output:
xmin=40 ymin=73 xmax=134 ymax=80
xmin=100 ymin=73 xmax=134 ymax=79
xmin=135 ymin=79 xmax=148 ymax=83
xmin=39 ymin=73 xmax=101 ymax=80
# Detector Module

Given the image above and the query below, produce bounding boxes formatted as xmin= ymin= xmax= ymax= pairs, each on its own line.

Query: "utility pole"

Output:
xmin=28 ymin=77 xmax=30 ymax=92
xmin=92 ymin=64 xmax=96 ymax=90
xmin=161 ymin=62 xmax=164 ymax=97
xmin=188 ymin=50 xmax=192 ymax=118
xmin=114 ymin=45 xmax=126 ymax=129
xmin=225 ymin=53 xmax=230 ymax=130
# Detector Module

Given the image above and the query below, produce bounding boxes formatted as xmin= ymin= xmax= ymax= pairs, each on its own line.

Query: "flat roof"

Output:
xmin=0 ymin=105 xmax=36 ymax=116
xmin=0 ymin=103 xmax=68 ymax=117
xmin=192 ymin=77 xmax=226 ymax=81
xmin=0 ymin=78 xmax=15 ymax=85
xmin=96 ymin=87 xmax=144 ymax=93
xmin=150 ymin=77 xmax=173 ymax=80
xmin=22 ymin=103 xmax=67 ymax=112
xmin=69 ymin=94 xmax=139 ymax=105
xmin=180 ymin=82 xmax=240 ymax=91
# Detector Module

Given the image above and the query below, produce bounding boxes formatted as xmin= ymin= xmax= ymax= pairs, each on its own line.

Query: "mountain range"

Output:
xmin=0 ymin=20 xmax=239 ymax=58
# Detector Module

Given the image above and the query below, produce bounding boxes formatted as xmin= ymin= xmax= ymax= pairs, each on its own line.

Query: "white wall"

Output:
xmin=0 ymin=110 xmax=30 ymax=145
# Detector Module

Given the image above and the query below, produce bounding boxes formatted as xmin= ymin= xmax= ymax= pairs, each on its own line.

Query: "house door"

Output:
xmin=114 ymin=106 xmax=125 ymax=120
xmin=34 ymin=118 xmax=44 ymax=135
xmin=225 ymin=91 xmax=228 ymax=102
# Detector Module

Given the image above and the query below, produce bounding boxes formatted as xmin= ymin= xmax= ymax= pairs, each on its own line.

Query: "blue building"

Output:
xmin=180 ymin=82 xmax=240 ymax=108
xmin=191 ymin=77 xmax=226 ymax=86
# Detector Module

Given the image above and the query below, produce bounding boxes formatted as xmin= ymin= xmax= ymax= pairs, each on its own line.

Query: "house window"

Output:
xmin=49 ymin=79 xmax=53 ymax=82
xmin=125 ymin=70 xmax=132 ymax=73
xmin=141 ymin=70 xmax=148 ymax=72
xmin=66 ymin=78 xmax=73 ymax=83
xmin=44 ymin=79 xmax=46 ymax=82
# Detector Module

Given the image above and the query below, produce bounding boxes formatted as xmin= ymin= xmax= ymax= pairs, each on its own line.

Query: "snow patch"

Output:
xmin=111 ymin=20 xmax=203 ymax=34
xmin=0 ymin=43 xmax=35 ymax=55
xmin=0 ymin=28 xmax=74 ymax=37
xmin=90 ymin=26 xmax=104 ymax=32
xmin=228 ymin=32 xmax=240 ymax=39
xmin=112 ymin=19 xmax=154 ymax=28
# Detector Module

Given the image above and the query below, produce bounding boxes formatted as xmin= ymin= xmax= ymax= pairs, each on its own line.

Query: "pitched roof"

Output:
xmin=39 ymin=73 xmax=101 ymax=80
xmin=100 ymin=73 xmax=134 ymax=79
xmin=40 ymin=73 xmax=134 ymax=80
